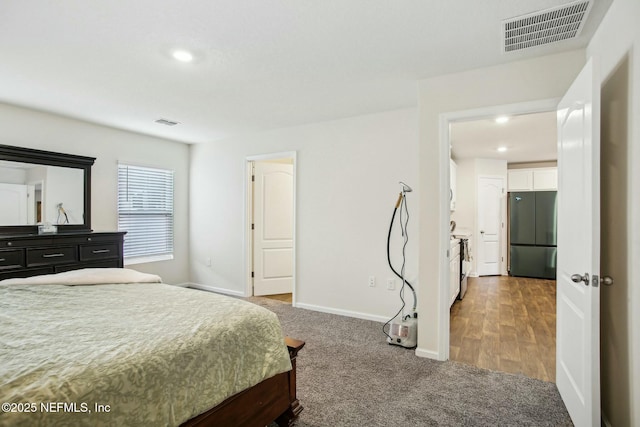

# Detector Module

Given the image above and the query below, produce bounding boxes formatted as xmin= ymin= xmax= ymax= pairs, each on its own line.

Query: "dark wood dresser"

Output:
xmin=0 ymin=232 xmax=126 ymax=280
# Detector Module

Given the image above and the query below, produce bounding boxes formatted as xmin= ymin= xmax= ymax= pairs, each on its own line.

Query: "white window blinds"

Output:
xmin=117 ymin=164 xmax=174 ymax=261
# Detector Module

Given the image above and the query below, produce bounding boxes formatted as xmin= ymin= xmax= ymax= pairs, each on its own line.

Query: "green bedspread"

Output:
xmin=0 ymin=280 xmax=291 ymax=426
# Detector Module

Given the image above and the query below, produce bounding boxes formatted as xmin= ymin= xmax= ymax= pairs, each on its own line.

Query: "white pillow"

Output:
xmin=0 ymin=268 xmax=162 ymax=286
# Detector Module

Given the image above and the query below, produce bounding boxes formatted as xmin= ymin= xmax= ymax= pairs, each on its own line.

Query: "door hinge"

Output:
xmin=251 ymin=175 xmax=255 ymax=182
xmin=251 ymin=223 xmax=254 ymax=230
xmin=251 ymin=271 xmax=254 ymax=278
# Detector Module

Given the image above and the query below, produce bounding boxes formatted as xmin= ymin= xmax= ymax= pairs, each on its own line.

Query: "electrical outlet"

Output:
xmin=387 ymin=278 xmax=395 ymax=290
xmin=368 ymin=276 xmax=376 ymax=287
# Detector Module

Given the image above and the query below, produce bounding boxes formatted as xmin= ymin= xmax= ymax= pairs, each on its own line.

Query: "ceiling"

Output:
xmin=450 ymin=111 xmax=558 ymax=164
xmin=0 ymin=1 xmax=611 ymax=144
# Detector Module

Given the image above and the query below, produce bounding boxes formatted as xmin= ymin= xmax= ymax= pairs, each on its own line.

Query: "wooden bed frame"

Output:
xmin=182 ymin=337 xmax=305 ymax=427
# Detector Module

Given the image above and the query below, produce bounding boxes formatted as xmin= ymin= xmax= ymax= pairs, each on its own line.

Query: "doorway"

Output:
xmin=245 ymin=152 xmax=296 ymax=304
xmin=446 ymin=103 xmax=558 ymax=382
xmin=439 ymin=59 xmax=603 ymax=424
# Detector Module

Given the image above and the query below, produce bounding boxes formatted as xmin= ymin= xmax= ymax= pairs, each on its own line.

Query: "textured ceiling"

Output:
xmin=0 ymin=1 xmax=611 ymax=144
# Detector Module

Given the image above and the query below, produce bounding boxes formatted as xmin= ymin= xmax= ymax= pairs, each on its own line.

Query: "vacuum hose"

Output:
xmin=387 ymin=192 xmax=417 ymax=313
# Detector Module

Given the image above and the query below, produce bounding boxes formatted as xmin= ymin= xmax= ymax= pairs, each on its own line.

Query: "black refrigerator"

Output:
xmin=509 ymin=191 xmax=557 ymax=279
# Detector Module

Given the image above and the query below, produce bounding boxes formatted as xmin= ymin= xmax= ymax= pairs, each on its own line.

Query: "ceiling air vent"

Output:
xmin=502 ymin=0 xmax=592 ymax=53
xmin=155 ymin=118 xmax=179 ymax=126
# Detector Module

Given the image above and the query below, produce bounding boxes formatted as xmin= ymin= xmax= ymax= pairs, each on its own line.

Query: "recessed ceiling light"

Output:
xmin=172 ymin=50 xmax=194 ymax=63
xmin=495 ymin=115 xmax=510 ymax=124
xmin=497 ymin=146 xmax=508 ymax=152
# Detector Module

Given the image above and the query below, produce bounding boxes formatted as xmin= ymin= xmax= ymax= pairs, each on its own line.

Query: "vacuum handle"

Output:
xmin=395 ymin=192 xmax=403 ymax=208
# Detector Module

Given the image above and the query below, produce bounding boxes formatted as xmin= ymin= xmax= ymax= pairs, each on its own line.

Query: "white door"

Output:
xmin=477 ymin=176 xmax=503 ymax=276
xmin=0 ymin=183 xmax=28 ymax=225
xmin=556 ymin=58 xmax=600 ymax=426
xmin=252 ymin=161 xmax=294 ymax=296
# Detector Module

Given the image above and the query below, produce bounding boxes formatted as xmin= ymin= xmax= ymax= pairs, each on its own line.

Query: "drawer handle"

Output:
xmin=92 ymin=249 xmax=110 ymax=254
xmin=42 ymin=253 xmax=65 ymax=258
xmin=0 ymin=258 xmax=5 ymax=262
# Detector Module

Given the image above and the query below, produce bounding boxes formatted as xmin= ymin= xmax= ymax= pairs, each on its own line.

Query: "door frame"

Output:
xmin=244 ymin=151 xmax=297 ymax=304
xmin=438 ymin=98 xmax=559 ymax=359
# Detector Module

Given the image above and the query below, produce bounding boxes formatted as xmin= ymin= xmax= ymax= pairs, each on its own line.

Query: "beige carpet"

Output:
xmin=251 ymin=297 xmax=572 ymax=427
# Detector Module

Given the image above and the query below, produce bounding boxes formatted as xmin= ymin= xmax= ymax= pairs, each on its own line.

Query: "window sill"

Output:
xmin=124 ymin=254 xmax=174 ymax=266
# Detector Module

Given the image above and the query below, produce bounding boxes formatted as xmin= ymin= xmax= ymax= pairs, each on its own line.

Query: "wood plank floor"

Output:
xmin=263 ymin=293 xmax=292 ymax=303
xmin=450 ymin=275 xmax=556 ymax=382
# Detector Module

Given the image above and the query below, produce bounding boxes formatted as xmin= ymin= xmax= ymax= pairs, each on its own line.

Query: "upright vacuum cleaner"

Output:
xmin=383 ymin=181 xmax=418 ymax=348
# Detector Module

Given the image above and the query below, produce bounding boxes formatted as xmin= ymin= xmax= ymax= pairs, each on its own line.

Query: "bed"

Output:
xmin=0 ymin=268 xmax=304 ymax=427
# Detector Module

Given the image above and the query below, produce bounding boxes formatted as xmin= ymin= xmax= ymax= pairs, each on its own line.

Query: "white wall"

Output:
xmin=417 ymin=50 xmax=586 ymax=357
xmin=450 ymin=158 xmax=474 ymax=234
xmin=190 ymin=108 xmax=418 ymax=321
xmin=586 ymin=0 xmax=640 ymax=424
xmin=0 ymin=166 xmax=26 ymax=183
xmin=0 ymin=102 xmax=190 ymax=284
xmin=44 ymin=166 xmax=84 ymax=225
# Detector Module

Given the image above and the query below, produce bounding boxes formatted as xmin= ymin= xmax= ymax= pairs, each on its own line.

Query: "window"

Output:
xmin=117 ymin=164 xmax=174 ymax=264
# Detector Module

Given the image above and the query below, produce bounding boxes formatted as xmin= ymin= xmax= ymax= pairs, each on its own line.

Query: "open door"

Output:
xmin=556 ymin=57 xmax=600 ymax=426
xmin=252 ymin=160 xmax=294 ymax=296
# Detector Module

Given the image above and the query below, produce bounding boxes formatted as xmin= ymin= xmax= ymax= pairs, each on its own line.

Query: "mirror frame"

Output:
xmin=0 ymin=144 xmax=95 ymax=234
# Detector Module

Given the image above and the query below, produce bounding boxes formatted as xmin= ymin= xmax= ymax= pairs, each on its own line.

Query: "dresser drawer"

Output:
xmin=26 ymin=246 xmax=78 ymax=267
xmin=79 ymin=244 xmax=119 ymax=261
xmin=1 ymin=232 xmax=125 ymax=280
xmin=0 ymin=267 xmax=54 ymax=281
xmin=56 ymin=260 xmax=120 ymax=273
xmin=0 ymin=239 xmax=52 ymax=248
xmin=0 ymin=249 xmax=25 ymax=270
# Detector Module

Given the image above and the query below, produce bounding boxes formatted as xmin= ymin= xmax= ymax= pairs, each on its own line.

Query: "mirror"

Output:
xmin=0 ymin=144 xmax=95 ymax=234
xmin=0 ymin=161 xmax=85 ymax=225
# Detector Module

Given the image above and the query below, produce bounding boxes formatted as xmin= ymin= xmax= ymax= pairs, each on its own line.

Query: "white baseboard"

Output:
xmin=184 ymin=282 xmax=245 ymax=297
xmin=295 ymin=302 xmax=388 ymax=323
xmin=415 ymin=347 xmax=442 ymax=360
